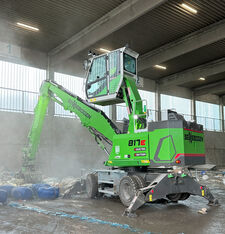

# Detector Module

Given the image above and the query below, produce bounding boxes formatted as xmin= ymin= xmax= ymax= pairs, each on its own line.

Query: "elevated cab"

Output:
xmin=85 ymin=47 xmax=138 ymax=106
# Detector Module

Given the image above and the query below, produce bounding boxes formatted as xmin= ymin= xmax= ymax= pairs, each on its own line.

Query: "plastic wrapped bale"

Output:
xmin=0 ymin=190 xmax=7 ymax=204
xmin=11 ymin=187 xmax=33 ymax=200
xmin=0 ymin=185 xmax=15 ymax=196
xmin=37 ymin=187 xmax=59 ymax=200
xmin=31 ymin=184 xmax=51 ymax=195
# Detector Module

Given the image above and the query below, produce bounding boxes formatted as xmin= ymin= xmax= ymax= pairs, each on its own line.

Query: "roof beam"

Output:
xmin=138 ymin=19 xmax=225 ymax=72
xmin=159 ymin=57 xmax=225 ymax=87
xmin=222 ymin=95 xmax=225 ymax=105
xmin=49 ymin=0 xmax=167 ymax=66
xmin=194 ymin=80 xmax=225 ymax=97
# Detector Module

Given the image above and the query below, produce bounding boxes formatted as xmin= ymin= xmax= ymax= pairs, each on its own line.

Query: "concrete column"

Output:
xmin=110 ymin=105 xmax=117 ymax=122
xmin=191 ymin=91 xmax=197 ymax=122
xmin=47 ymin=56 xmax=55 ymax=116
xmin=155 ymin=83 xmax=161 ymax=121
xmin=219 ymin=96 xmax=224 ymax=132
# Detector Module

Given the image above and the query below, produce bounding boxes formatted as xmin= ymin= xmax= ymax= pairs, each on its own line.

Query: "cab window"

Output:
xmin=87 ymin=55 xmax=106 ymax=83
xmin=124 ymin=53 xmax=136 ymax=74
xmin=86 ymin=55 xmax=107 ymax=98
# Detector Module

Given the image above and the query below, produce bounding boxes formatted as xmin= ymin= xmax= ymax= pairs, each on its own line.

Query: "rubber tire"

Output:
xmin=179 ymin=193 xmax=190 ymax=200
xmin=167 ymin=193 xmax=182 ymax=202
xmin=86 ymin=173 xmax=98 ymax=198
xmin=119 ymin=175 xmax=139 ymax=207
xmin=132 ymin=174 xmax=146 ymax=188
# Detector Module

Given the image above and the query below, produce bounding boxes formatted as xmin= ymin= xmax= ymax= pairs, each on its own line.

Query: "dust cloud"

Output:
xmin=36 ymin=116 xmax=108 ymax=178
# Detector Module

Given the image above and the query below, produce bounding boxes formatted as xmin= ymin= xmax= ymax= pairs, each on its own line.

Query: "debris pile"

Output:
xmin=42 ymin=176 xmax=85 ymax=198
xmin=0 ymin=167 xmax=85 ymax=204
xmin=0 ymin=168 xmax=60 ymax=204
xmin=62 ymin=178 xmax=84 ymax=198
xmin=0 ymin=167 xmax=23 ymax=186
xmin=42 ymin=177 xmax=60 ymax=187
xmin=197 ymin=169 xmax=225 ymax=186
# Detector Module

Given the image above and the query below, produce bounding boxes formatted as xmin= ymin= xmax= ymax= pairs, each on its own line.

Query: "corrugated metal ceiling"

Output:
xmin=183 ymin=71 xmax=225 ymax=90
xmin=85 ymin=0 xmax=225 ymax=90
xmin=139 ymin=39 xmax=225 ymax=81
xmin=1 ymin=0 xmax=225 ymax=90
xmin=1 ymin=0 xmax=225 ymax=54
xmin=0 ymin=0 xmax=126 ymax=51
xmin=92 ymin=0 xmax=225 ymax=55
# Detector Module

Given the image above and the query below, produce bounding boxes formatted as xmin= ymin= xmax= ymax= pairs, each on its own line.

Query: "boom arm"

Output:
xmin=22 ymin=47 xmax=147 ymax=179
xmin=23 ymin=80 xmax=121 ymax=165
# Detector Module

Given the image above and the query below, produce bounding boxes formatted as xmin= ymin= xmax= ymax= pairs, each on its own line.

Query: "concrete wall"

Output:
xmin=204 ymin=131 xmax=225 ymax=167
xmin=0 ymin=40 xmax=85 ymax=78
xmin=0 ymin=111 xmax=106 ymax=178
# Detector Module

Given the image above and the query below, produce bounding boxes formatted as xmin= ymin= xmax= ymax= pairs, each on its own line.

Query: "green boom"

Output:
xmin=23 ymin=80 xmax=120 ymax=164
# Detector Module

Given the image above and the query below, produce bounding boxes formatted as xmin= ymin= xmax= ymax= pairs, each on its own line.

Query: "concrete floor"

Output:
xmin=0 ymin=173 xmax=224 ymax=234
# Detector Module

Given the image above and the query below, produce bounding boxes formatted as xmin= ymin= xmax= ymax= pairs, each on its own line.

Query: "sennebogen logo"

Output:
xmin=68 ymin=99 xmax=91 ymax=119
xmin=184 ymin=132 xmax=203 ymax=143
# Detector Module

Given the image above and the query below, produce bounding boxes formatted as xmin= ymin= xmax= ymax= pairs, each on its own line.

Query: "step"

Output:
xmin=98 ymin=189 xmax=115 ymax=195
xmin=98 ymin=180 xmax=114 ymax=184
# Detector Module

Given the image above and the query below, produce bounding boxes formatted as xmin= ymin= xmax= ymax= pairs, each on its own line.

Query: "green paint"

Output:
xmin=23 ymin=81 xmax=118 ymax=164
xmin=106 ymin=132 xmax=150 ymax=167
xmin=95 ymin=85 xmax=107 ymax=97
xmin=109 ymin=67 xmax=117 ymax=76
xmin=183 ymin=129 xmax=205 ymax=154
xmin=109 ymin=75 xmax=121 ymax=94
xmin=23 ymin=82 xmax=50 ymax=161
xmin=106 ymin=126 xmax=205 ymax=167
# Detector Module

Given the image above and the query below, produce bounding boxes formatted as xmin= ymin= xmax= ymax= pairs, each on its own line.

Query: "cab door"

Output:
xmin=86 ymin=55 xmax=108 ymax=99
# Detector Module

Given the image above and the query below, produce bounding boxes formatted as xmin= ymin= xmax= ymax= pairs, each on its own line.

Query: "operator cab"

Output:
xmin=85 ymin=47 xmax=138 ymax=106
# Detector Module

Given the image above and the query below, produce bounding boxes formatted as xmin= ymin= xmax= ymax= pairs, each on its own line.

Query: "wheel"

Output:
xmin=86 ymin=173 xmax=98 ymax=198
xmin=132 ymin=174 xmax=146 ymax=188
xmin=119 ymin=175 xmax=139 ymax=207
xmin=179 ymin=193 xmax=190 ymax=200
xmin=167 ymin=193 xmax=182 ymax=202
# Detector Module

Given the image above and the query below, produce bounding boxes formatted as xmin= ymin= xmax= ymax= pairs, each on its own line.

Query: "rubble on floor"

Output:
xmin=42 ymin=177 xmax=61 ymax=187
xmin=0 ymin=167 xmax=23 ymax=186
xmin=43 ymin=176 xmax=84 ymax=198
xmin=0 ymin=167 xmax=78 ymax=189
xmin=0 ymin=167 xmax=84 ymax=202
xmin=197 ymin=169 xmax=225 ymax=185
xmin=0 ymin=166 xmax=224 ymax=202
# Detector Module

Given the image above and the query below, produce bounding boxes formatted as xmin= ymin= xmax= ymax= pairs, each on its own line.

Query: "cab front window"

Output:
xmin=86 ymin=55 xmax=107 ymax=98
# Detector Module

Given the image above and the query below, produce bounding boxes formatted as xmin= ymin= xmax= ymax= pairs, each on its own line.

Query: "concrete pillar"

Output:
xmin=219 ymin=96 xmax=224 ymax=132
xmin=191 ymin=91 xmax=197 ymax=122
xmin=47 ymin=56 xmax=55 ymax=116
xmin=110 ymin=105 xmax=117 ymax=122
xmin=155 ymin=83 xmax=161 ymax=121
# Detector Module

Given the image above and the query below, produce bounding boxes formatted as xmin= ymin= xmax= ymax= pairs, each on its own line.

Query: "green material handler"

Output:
xmin=22 ymin=47 xmax=218 ymax=216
